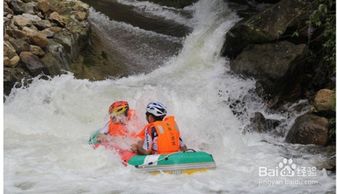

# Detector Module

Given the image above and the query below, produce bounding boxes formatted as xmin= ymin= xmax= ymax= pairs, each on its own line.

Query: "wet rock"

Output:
xmin=22 ymin=2 xmax=36 ymax=14
xmin=314 ymin=89 xmax=335 ymax=112
xmin=49 ymin=26 xmax=62 ymax=33
xmin=49 ymin=12 xmax=66 ymax=27
xmin=231 ymin=41 xmax=307 ymax=80
xmin=41 ymin=53 xmax=62 ymax=75
xmin=19 ymin=51 xmax=46 ymax=75
xmin=75 ymin=11 xmax=87 ymax=21
xmin=31 ymin=33 xmax=49 ymax=48
xmin=40 ymin=28 xmax=55 ymax=38
xmin=8 ymin=38 xmax=30 ymax=53
xmin=23 ymin=27 xmax=49 ymax=48
xmin=47 ymin=39 xmax=70 ymax=69
xmin=37 ymin=0 xmax=50 ymax=13
xmin=13 ymin=15 xmax=32 ymax=27
xmin=30 ymin=45 xmax=45 ymax=57
xmin=222 ymin=0 xmax=311 ymax=59
xmin=73 ymin=1 xmax=90 ymax=11
xmin=33 ymin=19 xmax=52 ymax=30
xmin=9 ymin=55 xmax=21 ymax=67
xmin=230 ymin=41 xmax=308 ymax=102
xmin=4 ymin=57 xmax=11 ymax=66
xmin=249 ymin=112 xmax=281 ymax=133
xmin=4 ymin=41 xmax=18 ymax=58
xmin=6 ymin=29 xmax=27 ymax=39
xmin=9 ymin=0 xmax=25 ymax=14
xmin=286 ymin=113 xmax=329 ymax=145
xmin=4 ymin=2 xmax=14 ymax=15
xmin=4 ymin=67 xmax=30 ymax=96
xmin=22 ymin=13 xmax=42 ymax=22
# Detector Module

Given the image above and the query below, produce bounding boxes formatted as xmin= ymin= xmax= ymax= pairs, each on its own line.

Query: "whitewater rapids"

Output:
xmin=4 ymin=0 xmax=335 ymax=193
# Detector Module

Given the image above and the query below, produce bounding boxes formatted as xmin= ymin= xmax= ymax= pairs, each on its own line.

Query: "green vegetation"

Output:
xmin=309 ymin=0 xmax=336 ymax=72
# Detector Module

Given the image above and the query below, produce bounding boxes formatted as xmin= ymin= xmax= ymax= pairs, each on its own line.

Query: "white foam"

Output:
xmin=117 ymin=0 xmax=193 ymax=26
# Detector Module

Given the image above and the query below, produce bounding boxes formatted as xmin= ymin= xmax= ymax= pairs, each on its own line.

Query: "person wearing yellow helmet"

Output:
xmin=97 ymin=101 xmax=143 ymax=143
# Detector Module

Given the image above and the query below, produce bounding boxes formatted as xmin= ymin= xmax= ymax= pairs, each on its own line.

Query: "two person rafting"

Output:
xmin=89 ymin=101 xmax=216 ymax=174
xmin=89 ymin=101 xmax=187 ymax=156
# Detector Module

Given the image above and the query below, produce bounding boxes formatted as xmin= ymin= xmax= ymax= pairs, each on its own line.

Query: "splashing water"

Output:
xmin=4 ymin=0 xmax=335 ymax=193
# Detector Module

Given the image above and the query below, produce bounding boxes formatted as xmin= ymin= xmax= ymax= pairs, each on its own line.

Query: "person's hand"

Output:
xmin=130 ymin=144 xmax=138 ymax=153
xmin=97 ymin=134 xmax=107 ymax=143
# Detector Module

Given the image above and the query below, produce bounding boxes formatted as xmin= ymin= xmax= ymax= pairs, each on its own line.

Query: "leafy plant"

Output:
xmin=308 ymin=0 xmax=336 ymax=71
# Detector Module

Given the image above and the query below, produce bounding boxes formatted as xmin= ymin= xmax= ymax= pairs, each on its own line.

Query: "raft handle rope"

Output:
xmin=135 ymin=151 xmax=182 ymax=168
xmin=184 ymin=149 xmax=196 ymax=152
xmin=135 ymin=148 xmax=198 ymax=168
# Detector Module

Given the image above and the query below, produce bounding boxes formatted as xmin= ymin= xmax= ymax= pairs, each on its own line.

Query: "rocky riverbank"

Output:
xmin=4 ymin=0 xmax=90 ymax=95
xmin=225 ymin=0 xmax=335 ymax=170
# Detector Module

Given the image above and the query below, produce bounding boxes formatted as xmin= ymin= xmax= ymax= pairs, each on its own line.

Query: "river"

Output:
xmin=4 ymin=0 xmax=335 ymax=193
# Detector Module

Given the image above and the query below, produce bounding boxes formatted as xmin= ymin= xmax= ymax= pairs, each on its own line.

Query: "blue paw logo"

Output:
xmin=279 ymin=158 xmax=296 ymax=177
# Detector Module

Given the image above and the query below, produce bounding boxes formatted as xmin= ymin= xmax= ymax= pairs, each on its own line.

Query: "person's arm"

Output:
xmin=131 ymin=126 xmax=153 ymax=155
xmin=137 ymin=127 xmax=154 ymax=155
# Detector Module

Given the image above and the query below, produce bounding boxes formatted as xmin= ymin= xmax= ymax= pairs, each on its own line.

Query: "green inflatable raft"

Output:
xmin=127 ymin=150 xmax=216 ymax=174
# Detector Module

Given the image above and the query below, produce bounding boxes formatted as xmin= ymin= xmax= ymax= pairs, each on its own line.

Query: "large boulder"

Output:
xmin=286 ymin=114 xmax=329 ymax=145
xmin=222 ymin=0 xmax=311 ymax=59
xmin=314 ymin=89 xmax=336 ymax=112
xmin=230 ymin=41 xmax=308 ymax=100
xmin=231 ymin=41 xmax=307 ymax=80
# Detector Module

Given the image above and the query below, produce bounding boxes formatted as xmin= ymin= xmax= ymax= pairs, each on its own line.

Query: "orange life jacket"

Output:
xmin=108 ymin=109 xmax=135 ymax=137
xmin=148 ymin=116 xmax=180 ymax=154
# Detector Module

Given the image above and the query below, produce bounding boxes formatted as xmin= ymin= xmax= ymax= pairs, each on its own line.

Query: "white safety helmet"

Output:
xmin=146 ymin=102 xmax=167 ymax=117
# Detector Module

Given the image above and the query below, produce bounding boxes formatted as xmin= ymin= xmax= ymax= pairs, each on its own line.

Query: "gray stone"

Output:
xmin=13 ymin=15 xmax=32 ymax=27
xmin=30 ymin=45 xmax=45 ymax=57
xmin=22 ymin=13 xmax=42 ymax=22
xmin=8 ymin=38 xmax=30 ymax=53
xmin=248 ymin=112 xmax=281 ymax=133
xmin=49 ymin=12 xmax=66 ymax=27
xmin=41 ymin=53 xmax=62 ymax=75
xmin=41 ymin=28 xmax=55 ymax=38
xmin=286 ymin=114 xmax=329 ymax=145
xmin=22 ymin=2 xmax=36 ymax=14
xmin=222 ymin=0 xmax=311 ymax=59
xmin=9 ymin=0 xmax=25 ymax=14
xmin=231 ymin=41 xmax=307 ymax=80
xmin=33 ymin=20 xmax=52 ymax=30
xmin=19 ymin=51 xmax=46 ymax=75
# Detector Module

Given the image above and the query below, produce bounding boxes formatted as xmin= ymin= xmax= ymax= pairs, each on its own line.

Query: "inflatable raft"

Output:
xmin=89 ymin=131 xmax=216 ymax=174
xmin=128 ymin=150 xmax=216 ymax=174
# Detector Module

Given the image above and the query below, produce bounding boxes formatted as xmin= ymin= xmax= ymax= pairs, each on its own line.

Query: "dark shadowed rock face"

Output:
xmin=230 ymin=41 xmax=307 ymax=80
xmin=222 ymin=0 xmax=311 ymax=59
xmin=286 ymin=114 xmax=329 ymax=146
xmin=248 ymin=112 xmax=281 ymax=133
xmin=230 ymin=41 xmax=308 ymax=102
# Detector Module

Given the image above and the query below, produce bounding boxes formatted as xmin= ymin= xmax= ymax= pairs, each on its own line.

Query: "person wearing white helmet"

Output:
xmin=131 ymin=102 xmax=187 ymax=155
